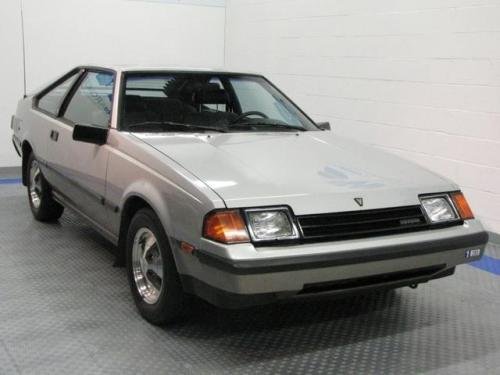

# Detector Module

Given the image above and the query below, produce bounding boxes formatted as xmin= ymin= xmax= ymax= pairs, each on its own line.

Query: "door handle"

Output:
xmin=50 ymin=130 xmax=59 ymax=142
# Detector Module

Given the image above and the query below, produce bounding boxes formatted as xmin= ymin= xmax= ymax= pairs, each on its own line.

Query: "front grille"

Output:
xmin=297 ymin=205 xmax=451 ymax=242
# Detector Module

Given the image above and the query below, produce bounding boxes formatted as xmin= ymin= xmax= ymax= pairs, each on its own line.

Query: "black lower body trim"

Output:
xmin=195 ymin=231 xmax=488 ymax=275
xmin=181 ymin=265 xmax=456 ymax=309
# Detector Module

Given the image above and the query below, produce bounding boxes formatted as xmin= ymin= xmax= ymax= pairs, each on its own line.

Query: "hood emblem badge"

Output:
xmin=354 ymin=198 xmax=364 ymax=207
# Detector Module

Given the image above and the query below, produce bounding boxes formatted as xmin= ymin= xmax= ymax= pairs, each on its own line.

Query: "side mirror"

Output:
xmin=316 ymin=121 xmax=331 ymax=131
xmin=73 ymin=124 xmax=108 ymax=145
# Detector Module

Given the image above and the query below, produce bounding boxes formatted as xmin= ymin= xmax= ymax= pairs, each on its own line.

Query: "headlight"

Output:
xmin=245 ymin=207 xmax=299 ymax=242
xmin=420 ymin=195 xmax=458 ymax=223
xmin=202 ymin=207 xmax=299 ymax=244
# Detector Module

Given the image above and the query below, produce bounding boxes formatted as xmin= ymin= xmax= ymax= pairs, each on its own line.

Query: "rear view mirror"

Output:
xmin=72 ymin=124 xmax=108 ymax=145
xmin=316 ymin=121 xmax=331 ymax=131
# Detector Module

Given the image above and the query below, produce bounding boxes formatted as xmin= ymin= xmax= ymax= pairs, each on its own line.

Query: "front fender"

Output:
xmin=121 ymin=180 xmax=175 ymax=238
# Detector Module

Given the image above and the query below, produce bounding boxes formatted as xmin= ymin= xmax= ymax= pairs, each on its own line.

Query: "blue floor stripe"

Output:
xmin=0 ymin=178 xmax=22 ymax=185
xmin=469 ymin=255 xmax=500 ymax=276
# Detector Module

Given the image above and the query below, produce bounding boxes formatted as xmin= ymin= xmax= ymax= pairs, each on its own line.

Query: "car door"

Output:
xmin=45 ymin=69 xmax=116 ymax=234
xmin=32 ymin=69 xmax=83 ymax=180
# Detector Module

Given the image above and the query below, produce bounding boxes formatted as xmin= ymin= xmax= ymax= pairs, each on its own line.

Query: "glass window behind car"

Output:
xmin=37 ymin=72 xmax=80 ymax=115
xmin=63 ymin=71 xmax=115 ymax=128
xmin=121 ymin=73 xmax=317 ymax=133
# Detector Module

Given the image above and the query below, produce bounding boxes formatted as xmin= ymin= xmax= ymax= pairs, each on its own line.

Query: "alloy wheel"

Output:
xmin=29 ymin=160 xmax=42 ymax=209
xmin=131 ymin=228 xmax=164 ymax=304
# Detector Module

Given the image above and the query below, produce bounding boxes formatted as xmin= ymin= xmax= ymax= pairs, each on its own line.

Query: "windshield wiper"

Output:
xmin=127 ymin=121 xmax=227 ymax=133
xmin=230 ymin=122 xmax=306 ymax=131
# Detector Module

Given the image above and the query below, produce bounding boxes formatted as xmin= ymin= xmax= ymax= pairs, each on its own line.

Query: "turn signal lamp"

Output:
xmin=451 ymin=192 xmax=474 ymax=220
xmin=203 ymin=210 xmax=250 ymax=244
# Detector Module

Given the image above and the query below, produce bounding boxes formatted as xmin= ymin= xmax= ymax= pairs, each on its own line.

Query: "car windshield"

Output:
xmin=121 ymin=73 xmax=318 ymax=133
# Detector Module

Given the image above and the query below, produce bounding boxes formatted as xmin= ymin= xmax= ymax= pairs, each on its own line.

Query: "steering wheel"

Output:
xmin=231 ymin=111 xmax=268 ymax=124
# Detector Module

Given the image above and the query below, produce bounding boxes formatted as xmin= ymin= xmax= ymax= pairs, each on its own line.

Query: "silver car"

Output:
xmin=11 ymin=65 xmax=489 ymax=325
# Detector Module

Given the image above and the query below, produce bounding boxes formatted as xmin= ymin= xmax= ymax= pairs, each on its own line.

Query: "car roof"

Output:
xmin=29 ymin=65 xmax=264 ymax=98
xmin=80 ymin=64 xmax=260 ymax=76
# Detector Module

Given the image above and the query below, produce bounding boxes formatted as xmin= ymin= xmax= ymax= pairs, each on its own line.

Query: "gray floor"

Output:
xmin=0 ymin=173 xmax=499 ymax=375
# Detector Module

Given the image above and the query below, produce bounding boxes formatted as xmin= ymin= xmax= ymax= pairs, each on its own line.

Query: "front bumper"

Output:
xmin=177 ymin=220 xmax=488 ymax=308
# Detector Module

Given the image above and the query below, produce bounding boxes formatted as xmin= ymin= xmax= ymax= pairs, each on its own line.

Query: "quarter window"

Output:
xmin=37 ymin=72 xmax=80 ymax=115
xmin=64 ymin=71 xmax=115 ymax=128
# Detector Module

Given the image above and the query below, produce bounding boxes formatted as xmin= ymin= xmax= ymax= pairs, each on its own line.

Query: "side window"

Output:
xmin=63 ymin=71 xmax=115 ymax=128
xmin=37 ymin=73 xmax=80 ymax=115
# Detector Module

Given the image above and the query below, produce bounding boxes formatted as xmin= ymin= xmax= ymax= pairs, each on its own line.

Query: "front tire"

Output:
xmin=126 ymin=208 xmax=185 ymax=325
xmin=27 ymin=153 xmax=64 ymax=222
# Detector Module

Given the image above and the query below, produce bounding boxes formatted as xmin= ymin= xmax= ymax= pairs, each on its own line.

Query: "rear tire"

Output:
xmin=27 ymin=153 xmax=64 ymax=222
xmin=126 ymin=208 xmax=185 ymax=325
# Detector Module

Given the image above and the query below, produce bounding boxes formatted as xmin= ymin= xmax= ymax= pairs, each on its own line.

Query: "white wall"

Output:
xmin=2 ymin=0 xmax=499 ymax=233
xmin=0 ymin=0 xmax=226 ymax=166
xmin=22 ymin=0 xmax=226 ymax=92
xmin=225 ymin=0 xmax=500 ymax=234
xmin=0 ymin=0 xmax=25 ymax=167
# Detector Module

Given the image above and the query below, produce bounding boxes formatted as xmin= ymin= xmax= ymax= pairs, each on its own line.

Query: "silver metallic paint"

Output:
xmin=12 ymin=65 xmax=487 ymax=298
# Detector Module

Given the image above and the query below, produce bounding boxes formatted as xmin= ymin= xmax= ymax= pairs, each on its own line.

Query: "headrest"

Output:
xmin=124 ymin=95 xmax=144 ymax=111
xmin=195 ymin=84 xmax=229 ymax=105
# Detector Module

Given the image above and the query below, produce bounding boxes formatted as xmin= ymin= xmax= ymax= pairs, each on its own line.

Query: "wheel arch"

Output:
xmin=116 ymin=192 xmax=174 ymax=267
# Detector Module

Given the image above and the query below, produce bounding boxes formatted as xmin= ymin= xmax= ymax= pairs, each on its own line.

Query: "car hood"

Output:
xmin=135 ymin=131 xmax=456 ymax=215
